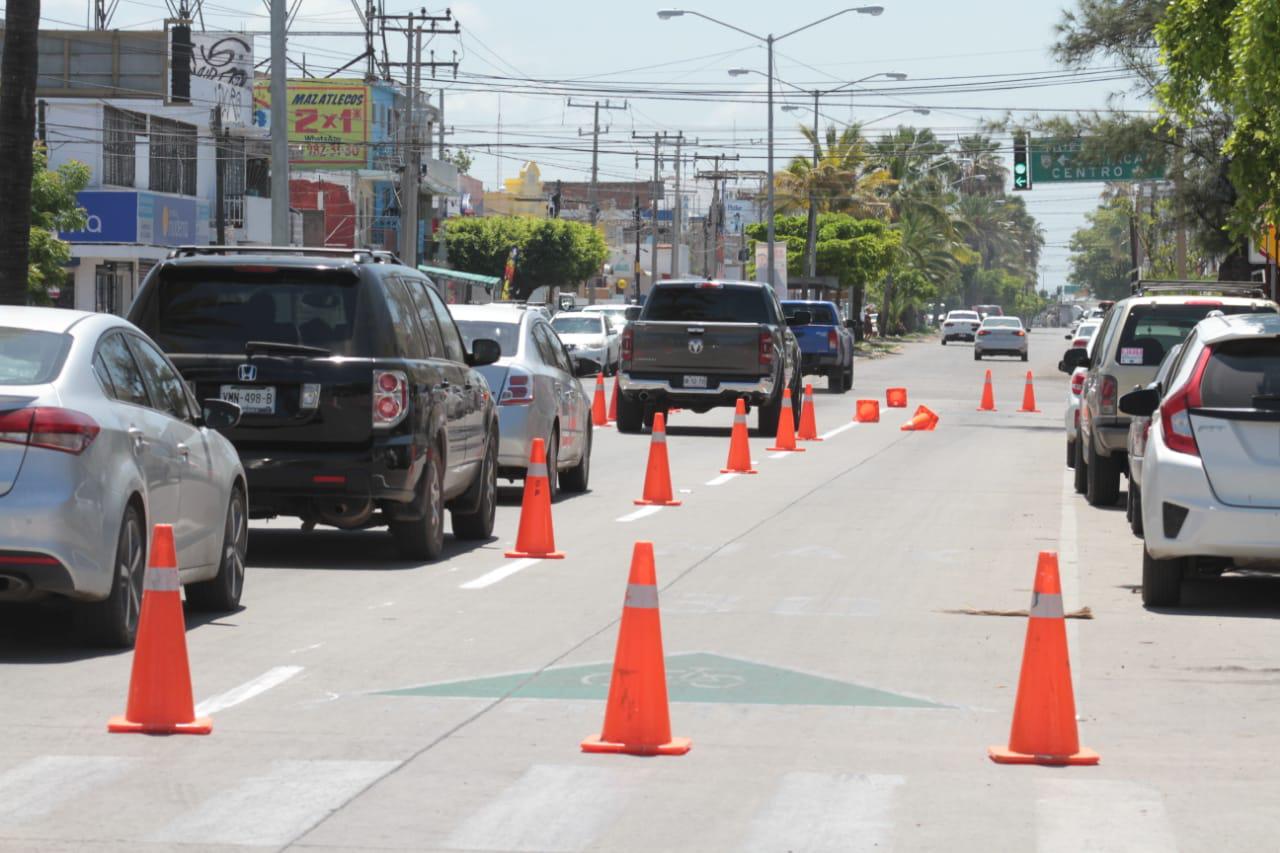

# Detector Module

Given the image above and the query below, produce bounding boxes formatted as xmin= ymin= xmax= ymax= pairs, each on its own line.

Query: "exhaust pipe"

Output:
xmin=0 ymin=574 xmax=34 ymax=596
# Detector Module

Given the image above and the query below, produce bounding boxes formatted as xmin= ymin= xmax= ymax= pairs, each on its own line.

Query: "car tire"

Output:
xmin=974 ymin=351 xmax=982 ymax=360
xmin=452 ymin=433 xmax=497 ymax=540
xmin=1142 ymin=548 xmax=1184 ymax=607
xmin=1021 ymin=352 xmax=1028 ymax=362
xmin=757 ymin=387 xmax=782 ymax=436
xmin=1086 ymin=437 xmax=1121 ymax=506
xmin=545 ymin=428 xmax=560 ymax=502
xmin=1129 ymin=483 xmax=1144 ymax=537
xmin=560 ymin=423 xmax=591 ymax=493
xmin=79 ymin=503 xmax=146 ymax=648
xmin=617 ymin=393 xmax=644 ymax=434
xmin=186 ymin=487 xmax=247 ymax=612
xmin=941 ymin=337 xmax=947 ymax=346
xmin=843 ymin=362 xmax=854 ymax=391
xmin=391 ymin=447 xmax=445 ymax=561
xmin=1066 ymin=438 xmax=1075 ymax=469
xmin=825 ymin=367 xmax=843 ymax=394
xmin=1073 ymin=431 xmax=1088 ymax=494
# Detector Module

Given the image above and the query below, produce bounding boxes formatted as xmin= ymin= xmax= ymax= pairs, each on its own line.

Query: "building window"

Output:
xmin=149 ymin=116 xmax=197 ymax=196
xmin=103 ymin=106 xmax=145 ymax=188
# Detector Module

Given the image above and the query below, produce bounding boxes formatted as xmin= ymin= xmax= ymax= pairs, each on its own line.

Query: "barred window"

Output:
xmin=149 ymin=116 xmax=197 ymax=196
xmin=103 ymin=106 xmax=145 ymax=188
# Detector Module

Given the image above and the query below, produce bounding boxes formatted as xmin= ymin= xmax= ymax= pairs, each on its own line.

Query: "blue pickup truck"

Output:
xmin=781 ymin=300 xmax=855 ymax=393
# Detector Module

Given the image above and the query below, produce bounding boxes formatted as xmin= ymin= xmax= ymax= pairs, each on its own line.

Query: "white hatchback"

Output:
xmin=1122 ymin=312 xmax=1280 ymax=606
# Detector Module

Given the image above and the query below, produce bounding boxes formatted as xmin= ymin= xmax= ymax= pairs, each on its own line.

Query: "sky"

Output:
xmin=36 ymin=0 xmax=1156 ymax=289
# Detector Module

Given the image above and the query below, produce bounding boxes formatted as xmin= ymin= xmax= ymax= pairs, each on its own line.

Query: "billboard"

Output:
xmin=137 ymin=193 xmax=199 ymax=246
xmin=253 ymin=80 xmax=370 ymax=168
xmin=59 ymin=192 xmax=139 ymax=243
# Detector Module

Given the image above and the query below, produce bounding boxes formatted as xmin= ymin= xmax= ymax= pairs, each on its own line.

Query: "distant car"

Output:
xmin=1064 ymin=319 xmax=1101 ymax=350
xmin=551 ymin=312 xmax=620 ymax=376
xmin=974 ymin=316 xmax=1028 ymax=361
xmin=1063 ymin=331 xmax=1101 ymax=469
xmin=0 ymin=307 xmax=248 ymax=647
xmin=941 ymin=310 xmax=982 ymax=343
xmin=452 ymin=303 xmax=593 ymax=498
xmin=1121 ymin=312 xmax=1280 ymax=606
xmin=581 ymin=303 xmax=633 ymax=333
xmin=781 ymin=299 xmax=855 ymax=393
xmin=973 ymin=304 xmax=1004 ymax=320
xmin=1124 ymin=343 xmax=1183 ymax=537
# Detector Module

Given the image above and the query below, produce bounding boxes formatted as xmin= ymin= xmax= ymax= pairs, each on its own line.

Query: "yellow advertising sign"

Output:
xmin=252 ymin=79 xmax=369 ymax=167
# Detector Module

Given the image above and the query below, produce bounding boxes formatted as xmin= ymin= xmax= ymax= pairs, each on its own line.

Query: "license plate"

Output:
xmin=220 ymin=385 xmax=276 ymax=415
xmin=684 ymin=375 xmax=708 ymax=389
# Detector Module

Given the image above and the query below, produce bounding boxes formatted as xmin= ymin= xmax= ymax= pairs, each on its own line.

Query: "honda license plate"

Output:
xmin=220 ymin=384 xmax=276 ymax=415
xmin=684 ymin=375 xmax=708 ymax=389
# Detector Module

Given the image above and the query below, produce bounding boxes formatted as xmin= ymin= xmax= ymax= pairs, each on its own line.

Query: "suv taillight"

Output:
xmin=827 ymin=329 xmax=838 ymax=349
xmin=1071 ymin=370 xmax=1085 ymax=396
xmin=621 ymin=326 xmax=634 ymax=369
xmin=759 ymin=330 xmax=774 ymax=369
xmin=1160 ymin=347 xmax=1211 ymax=457
xmin=500 ymin=369 xmax=534 ymax=406
xmin=0 ymin=407 xmax=99 ymax=454
xmin=372 ymin=370 xmax=408 ymax=429
xmin=1100 ymin=375 xmax=1118 ymax=416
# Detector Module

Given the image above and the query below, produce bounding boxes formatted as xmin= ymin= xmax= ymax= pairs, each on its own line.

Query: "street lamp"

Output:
xmin=661 ymin=6 xmax=886 ymax=297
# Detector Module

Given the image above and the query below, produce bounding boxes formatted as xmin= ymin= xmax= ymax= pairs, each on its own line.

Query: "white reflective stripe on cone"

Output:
xmin=1028 ymin=592 xmax=1064 ymax=619
xmin=527 ymin=463 xmax=548 ymax=478
xmin=144 ymin=567 xmax=181 ymax=592
xmin=651 ymin=433 xmax=667 ymax=444
xmin=624 ymin=584 xmax=659 ymax=609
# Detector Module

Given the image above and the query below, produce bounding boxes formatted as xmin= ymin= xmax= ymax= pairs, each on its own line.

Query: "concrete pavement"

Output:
xmin=3 ymin=328 xmax=1279 ymax=852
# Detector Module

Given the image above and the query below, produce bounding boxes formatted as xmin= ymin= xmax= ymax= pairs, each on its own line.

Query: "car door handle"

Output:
xmin=176 ymin=442 xmax=190 ymax=461
xmin=126 ymin=427 xmax=147 ymax=450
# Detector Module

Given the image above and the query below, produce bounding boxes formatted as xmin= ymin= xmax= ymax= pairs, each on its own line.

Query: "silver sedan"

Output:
xmin=974 ymin=317 xmax=1029 ymax=361
xmin=0 ymin=308 xmax=248 ymax=646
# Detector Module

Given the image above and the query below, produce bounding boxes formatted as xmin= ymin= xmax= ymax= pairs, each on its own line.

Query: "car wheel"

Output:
xmin=79 ymin=503 xmax=146 ymax=648
xmin=973 ymin=350 xmax=982 ymax=360
xmin=391 ymin=446 xmax=445 ymax=561
xmin=1021 ymin=352 xmax=1028 ymax=362
xmin=560 ymin=423 xmax=591 ymax=493
xmin=1142 ymin=548 xmax=1184 ymax=607
xmin=792 ymin=375 xmax=804 ymax=428
xmin=1066 ymin=438 xmax=1075 ymax=469
xmin=1086 ymin=437 xmax=1121 ymax=507
xmin=1073 ymin=431 xmax=1088 ymax=494
xmin=452 ymin=432 xmax=497 ymax=540
xmin=617 ymin=393 xmax=644 ymax=433
xmin=1129 ymin=483 xmax=1144 ymax=537
xmin=186 ymin=487 xmax=247 ymax=612
xmin=941 ymin=337 xmax=947 ymax=346
xmin=757 ymin=386 xmax=782 ymax=436
xmin=545 ymin=427 xmax=560 ymax=502
xmin=844 ymin=363 xmax=854 ymax=391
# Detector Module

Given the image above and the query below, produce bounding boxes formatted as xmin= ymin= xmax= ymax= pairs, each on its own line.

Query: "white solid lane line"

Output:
xmin=616 ymin=505 xmax=665 ymax=523
xmin=195 ymin=666 xmax=305 ymax=718
xmin=461 ymin=558 xmax=540 ymax=590
xmin=0 ymin=756 xmax=138 ymax=825
xmin=1037 ymin=779 xmax=1177 ymax=853
xmin=151 ymin=759 xmax=399 ymax=847
xmin=742 ymin=771 xmax=904 ymax=853
xmin=819 ymin=421 xmax=858 ymax=441
xmin=705 ymin=473 xmax=738 ymax=486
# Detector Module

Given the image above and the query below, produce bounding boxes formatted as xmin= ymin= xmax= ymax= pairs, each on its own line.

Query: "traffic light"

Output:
xmin=1013 ymin=135 xmax=1031 ymax=191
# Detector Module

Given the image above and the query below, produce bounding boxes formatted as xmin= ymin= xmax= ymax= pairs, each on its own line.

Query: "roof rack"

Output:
xmin=1132 ymin=279 xmax=1268 ymax=298
xmin=166 ymin=245 xmax=403 ymax=264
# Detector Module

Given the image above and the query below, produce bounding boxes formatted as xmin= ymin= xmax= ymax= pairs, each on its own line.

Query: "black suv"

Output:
xmin=129 ymin=246 xmax=501 ymax=561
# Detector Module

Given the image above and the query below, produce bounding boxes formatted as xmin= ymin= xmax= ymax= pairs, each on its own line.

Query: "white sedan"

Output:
xmin=941 ymin=310 xmax=982 ymax=343
xmin=1063 ymin=328 xmax=1100 ymax=468
xmin=551 ymin=312 xmax=619 ymax=375
xmin=974 ymin=317 xmax=1028 ymax=361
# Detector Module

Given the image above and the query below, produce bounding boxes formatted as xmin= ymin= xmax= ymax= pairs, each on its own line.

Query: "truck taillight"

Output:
xmin=500 ymin=369 xmax=534 ymax=406
xmin=621 ymin=326 xmax=634 ymax=368
xmin=373 ymin=370 xmax=408 ymax=429
xmin=759 ymin=330 xmax=774 ymax=369
xmin=1070 ymin=370 xmax=1085 ymax=396
xmin=0 ymin=407 xmax=99 ymax=454
xmin=827 ymin=329 xmax=838 ymax=349
xmin=1099 ymin=374 xmax=1118 ymax=416
xmin=1160 ymin=347 xmax=1211 ymax=457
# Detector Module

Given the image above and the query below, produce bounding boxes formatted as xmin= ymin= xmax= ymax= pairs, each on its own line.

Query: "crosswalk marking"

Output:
xmin=1037 ymin=779 xmax=1177 ymax=853
xmin=0 ymin=756 xmax=137 ymax=825
xmin=741 ymin=771 xmax=903 ymax=852
xmin=446 ymin=764 xmax=635 ymax=852
xmin=150 ymin=759 xmax=398 ymax=847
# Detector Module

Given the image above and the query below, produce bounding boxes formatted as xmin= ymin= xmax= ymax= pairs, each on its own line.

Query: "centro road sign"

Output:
xmin=1030 ymin=137 xmax=1165 ymax=184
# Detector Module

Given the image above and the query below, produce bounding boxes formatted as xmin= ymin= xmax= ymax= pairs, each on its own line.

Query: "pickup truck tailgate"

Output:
xmin=630 ymin=322 xmax=761 ymax=375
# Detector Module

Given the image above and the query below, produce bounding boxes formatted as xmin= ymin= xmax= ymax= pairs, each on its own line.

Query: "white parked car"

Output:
xmin=1124 ymin=343 xmax=1183 ymax=537
xmin=1063 ymin=331 xmax=1100 ymax=468
xmin=1064 ymin=319 xmax=1101 ymax=351
xmin=941 ymin=310 xmax=982 ymax=344
xmin=1121 ymin=312 xmax=1280 ymax=606
xmin=974 ymin=316 xmax=1028 ymax=361
xmin=551 ymin=312 xmax=620 ymax=375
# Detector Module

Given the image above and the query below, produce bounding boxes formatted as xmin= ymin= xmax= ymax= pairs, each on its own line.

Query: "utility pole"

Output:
xmin=269 ymin=0 xmax=290 ymax=245
xmin=670 ymin=132 xmax=688 ymax=278
xmin=570 ymin=99 xmax=627 ymax=302
xmin=806 ymin=89 xmax=821 ymax=279
xmin=633 ymin=194 xmax=642 ymax=304
xmin=214 ymin=107 xmax=226 ymax=244
xmin=696 ymin=153 xmax=740 ymax=279
xmin=633 ymin=131 xmax=684 ymax=289
xmin=437 ymin=89 xmax=451 ymax=263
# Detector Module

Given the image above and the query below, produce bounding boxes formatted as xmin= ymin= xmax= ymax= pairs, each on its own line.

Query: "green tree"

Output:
xmin=774 ymin=124 xmax=893 ymax=219
xmin=1067 ymin=198 xmax=1135 ymax=301
xmin=445 ymin=147 xmax=473 ymax=175
xmin=443 ymin=216 xmax=607 ymax=301
xmin=28 ymin=146 xmax=90 ymax=304
xmin=444 ymin=216 xmax=530 ymax=281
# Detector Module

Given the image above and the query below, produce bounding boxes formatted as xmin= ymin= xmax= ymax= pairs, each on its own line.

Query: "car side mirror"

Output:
xmin=844 ymin=318 xmax=856 ymax=330
xmin=1064 ymin=333 xmax=1073 ymax=339
xmin=202 ymin=398 xmax=242 ymax=431
xmin=467 ymin=338 xmax=501 ymax=367
xmin=1119 ymin=387 xmax=1160 ymax=417
xmin=786 ymin=310 xmax=812 ymax=327
xmin=1059 ymin=347 xmax=1089 ymax=374
xmin=571 ymin=354 xmax=601 ymax=378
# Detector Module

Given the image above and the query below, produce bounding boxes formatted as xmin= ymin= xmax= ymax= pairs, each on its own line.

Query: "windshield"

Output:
xmin=1116 ymin=304 xmax=1278 ymax=368
xmin=644 ymin=286 xmax=769 ymax=323
xmin=0 ymin=328 xmax=70 ymax=385
xmin=552 ymin=316 xmax=605 ymax=335
xmin=456 ymin=320 xmax=521 ymax=357
xmin=1076 ymin=324 xmax=1099 ymax=338
xmin=783 ymin=303 xmax=838 ymax=325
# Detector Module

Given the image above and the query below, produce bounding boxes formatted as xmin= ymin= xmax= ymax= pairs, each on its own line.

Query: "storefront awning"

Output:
xmin=418 ymin=265 xmax=500 ymax=288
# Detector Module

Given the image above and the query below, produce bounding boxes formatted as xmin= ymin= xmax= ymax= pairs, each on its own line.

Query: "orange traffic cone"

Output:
xmin=798 ymin=383 xmax=822 ymax=442
xmin=582 ymin=541 xmax=691 ymax=756
xmin=592 ymin=373 xmax=609 ymax=427
xmin=608 ymin=375 xmax=620 ymax=423
xmin=505 ymin=438 xmax=565 ymax=559
xmin=989 ymin=552 xmax=1099 ymax=766
xmin=108 ymin=524 xmax=211 ymax=735
xmin=635 ymin=413 xmax=682 ymax=506
xmin=854 ymin=399 xmax=880 ymax=423
xmin=977 ymin=369 xmax=997 ymax=411
xmin=900 ymin=404 xmax=939 ymax=432
xmin=1018 ymin=371 xmax=1041 ymax=413
xmin=767 ymin=388 xmax=805 ymax=452
xmin=886 ymin=387 xmax=908 ymax=408
xmin=721 ymin=399 xmax=758 ymax=474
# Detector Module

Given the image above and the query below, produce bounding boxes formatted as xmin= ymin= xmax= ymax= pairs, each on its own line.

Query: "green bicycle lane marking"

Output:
xmin=380 ymin=652 xmax=945 ymax=708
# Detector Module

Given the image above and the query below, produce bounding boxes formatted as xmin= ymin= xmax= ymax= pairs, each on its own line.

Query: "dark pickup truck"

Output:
xmin=617 ymin=280 xmax=804 ymax=434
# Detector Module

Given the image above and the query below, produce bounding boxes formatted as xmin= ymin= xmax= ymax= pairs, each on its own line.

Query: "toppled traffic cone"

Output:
xmin=721 ymin=399 xmax=758 ymax=474
xmin=608 ymin=375 xmax=620 ymax=423
xmin=977 ymin=369 xmax=997 ymax=411
xmin=855 ymin=399 xmax=880 ymax=423
xmin=767 ymin=388 xmax=805 ymax=452
xmin=798 ymin=383 xmax=822 ymax=441
xmin=989 ymin=552 xmax=1099 ymax=766
xmin=592 ymin=373 xmax=610 ymax=427
xmin=108 ymin=525 xmax=211 ymax=735
xmin=886 ymin=387 xmax=908 ymax=408
xmin=505 ymin=438 xmax=565 ymax=559
xmin=1018 ymin=371 xmax=1041 ymax=413
xmin=900 ymin=404 xmax=939 ymax=432
xmin=582 ymin=541 xmax=691 ymax=756
xmin=635 ymin=413 xmax=682 ymax=506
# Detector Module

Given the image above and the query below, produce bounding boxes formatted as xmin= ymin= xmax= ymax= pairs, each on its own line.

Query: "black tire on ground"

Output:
xmin=1130 ymin=483 xmax=1144 ymax=537
xmin=1066 ymin=438 xmax=1075 ymax=469
xmin=1086 ymin=437 xmax=1122 ymax=507
xmin=616 ymin=393 xmax=644 ymax=433
xmin=941 ymin=338 xmax=947 ymax=346
xmin=545 ymin=428 xmax=560 ymax=502
xmin=79 ymin=503 xmax=146 ymax=648
xmin=1073 ymin=432 xmax=1088 ymax=494
xmin=757 ymin=387 xmax=782 ymax=436
xmin=844 ymin=362 xmax=854 ymax=391
xmin=792 ymin=374 xmax=804 ymax=428
xmin=1142 ymin=548 xmax=1184 ymax=607
xmin=186 ymin=487 xmax=247 ymax=612
xmin=452 ymin=433 xmax=498 ymax=540
xmin=560 ymin=422 xmax=591 ymax=493
xmin=391 ymin=447 xmax=445 ymax=561
xmin=1021 ymin=352 xmax=1029 ymax=362
xmin=973 ymin=351 xmax=982 ymax=360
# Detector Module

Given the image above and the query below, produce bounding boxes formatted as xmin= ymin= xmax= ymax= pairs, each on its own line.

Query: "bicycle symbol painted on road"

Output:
xmin=580 ymin=666 xmax=745 ymax=690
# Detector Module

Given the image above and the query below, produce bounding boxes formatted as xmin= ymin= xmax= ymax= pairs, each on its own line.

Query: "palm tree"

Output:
xmin=774 ymin=124 xmax=894 ymax=219
xmin=955 ymin=134 xmax=1007 ymax=195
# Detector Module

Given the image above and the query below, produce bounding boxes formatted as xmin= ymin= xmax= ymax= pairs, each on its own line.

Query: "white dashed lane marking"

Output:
xmin=195 ymin=666 xmax=305 ymax=718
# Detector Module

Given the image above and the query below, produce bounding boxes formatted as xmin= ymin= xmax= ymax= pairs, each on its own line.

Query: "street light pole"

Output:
xmin=807 ymin=88 xmax=820 ymax=279
xmin=766 ymin=34 xmax=776 ymax=295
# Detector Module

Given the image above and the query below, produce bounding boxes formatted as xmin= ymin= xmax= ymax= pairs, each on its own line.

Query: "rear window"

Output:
xmin=783 ymin=303 xmax=838 ymax=325
xmin=456 ymin=320 xmax=520 ymax=357
xmin=948 ymin=312 xmax=979 ymax=322
xmin=552 ymin=316 xmax=606 ymax=335
xmin=1116 ymin=304 xmax=1278 ymax=367
xmin=984 ymin=318 xmax=1021 ymax=328
xmin=644 ymin=286 xmax=768 ymax=323
xmin=1200 ymin=338 xmax=1280 ymax=408
xmin=0 ymin=328 xmax=70 ymax=385
xmin=149 ymin=269 xmax=361 ymax=356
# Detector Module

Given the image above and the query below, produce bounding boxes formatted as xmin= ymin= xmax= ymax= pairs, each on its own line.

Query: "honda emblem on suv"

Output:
xmin=237 ymin=364 xmax=258 ymax=382
xmin=688 ymin=338 xmax=704 ymax=355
